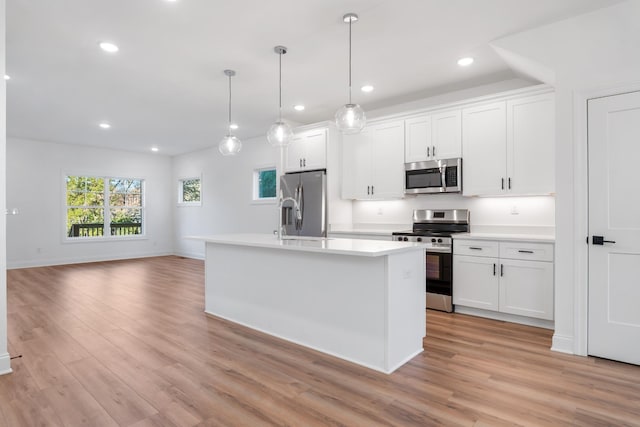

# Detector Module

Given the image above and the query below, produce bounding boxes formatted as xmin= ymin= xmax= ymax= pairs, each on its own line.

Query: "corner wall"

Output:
xmin=6 ymin=138 xmax=174 ymax=268
xmin=0 ymin=0 xmax=10 ymax=375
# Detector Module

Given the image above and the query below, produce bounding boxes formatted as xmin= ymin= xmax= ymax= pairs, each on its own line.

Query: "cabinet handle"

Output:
xmin=371 ymin=186 xmax=374 ymax=195
xmin=367 ymin=186 xmax=370 ymax=195
xmin=493 ymin=263 xmax=496 ymax=276
xmin=508 ymin=177 xmax=511 ymax=190
xmin=469 ymin=247 xmax=483 ymax=250
xmin=500 ymin=264 xmax=504 ymax=277
xmin=303 ymin=158 xmax=306 ymax=167
xmin=518 ymin=250 xmax=534 ymax=254
xmin=427 ymin=147 xmax=430 ymax=157
xmin=433 ymin=146 xmax=436 ymax=157
xmin=299 ymin=159 xmax=302 ymax=167
xmin=501 ymin=178 xmax=505 ymax=190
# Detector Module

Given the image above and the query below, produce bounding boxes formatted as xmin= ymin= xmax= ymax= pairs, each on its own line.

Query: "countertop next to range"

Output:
xmin=452 ymin=233 xmax=555 ymax=243
xmin=190 ymin=233 xmax=426 ymax=257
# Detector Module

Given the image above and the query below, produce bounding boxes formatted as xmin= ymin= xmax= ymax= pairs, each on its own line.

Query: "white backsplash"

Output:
xmin=351 ymin=194 xmax=555 ymax=234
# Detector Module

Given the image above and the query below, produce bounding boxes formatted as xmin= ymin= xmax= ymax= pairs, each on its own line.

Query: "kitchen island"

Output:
xmin=194 ymin=234 xmax=426 ymax=374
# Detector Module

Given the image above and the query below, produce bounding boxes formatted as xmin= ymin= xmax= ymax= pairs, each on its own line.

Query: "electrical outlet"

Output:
xmin=377 ymin=207 xmax=383 ymax=215
xmin=511 ymin=205 xmax=519 ymax=215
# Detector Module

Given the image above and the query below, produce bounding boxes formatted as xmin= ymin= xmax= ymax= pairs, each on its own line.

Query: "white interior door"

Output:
xmin=588 ymin=90 xmax=640 ymax=365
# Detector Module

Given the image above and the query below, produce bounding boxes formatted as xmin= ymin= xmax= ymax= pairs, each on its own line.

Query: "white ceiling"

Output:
xmin=6 ymin=0 xmax=622 ymax=156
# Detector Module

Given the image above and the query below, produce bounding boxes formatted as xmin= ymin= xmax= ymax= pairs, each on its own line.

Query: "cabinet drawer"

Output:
xmin=499 ymin=242 xmax=554 ymax=262
xmin=454 ymin=239 xmax=499 ymax=257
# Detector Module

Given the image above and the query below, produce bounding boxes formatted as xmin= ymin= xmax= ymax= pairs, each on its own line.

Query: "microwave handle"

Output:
xmin=440 ymin=165 xmax=447 ymax=191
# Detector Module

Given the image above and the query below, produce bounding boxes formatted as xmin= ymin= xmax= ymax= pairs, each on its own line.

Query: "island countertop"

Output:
xmin=190 ymin=233 xmax=426 ymax=257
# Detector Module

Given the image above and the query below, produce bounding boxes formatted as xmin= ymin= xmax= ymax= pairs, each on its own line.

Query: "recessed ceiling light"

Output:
xmin=361 ymin=85 xmax=374 ymax=93
xmin=457 ymin=57 xmax=474 ymax=67
xmin=99 ymin=42 xmax=119 ymax=53
xmin=99 ymin=123 xmax=111 ymax=129
xmin=4 ymin=75 xmax=10 ymax=80
xmin=293 ymin=105 xmax=305 ymax=111
xmin=151 ymin=147 xmax=159 ymax=152
xmin=229 ymin=123 xmax=239 ymax=130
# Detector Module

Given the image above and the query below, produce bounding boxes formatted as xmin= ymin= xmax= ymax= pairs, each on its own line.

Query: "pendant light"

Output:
xmin=219 ymin=69 xmax=242 ymax=156
xmin=267 ymin=46 xmax=293 ymax=147
xmin=335 ymin=13 xmax=366 ymax=134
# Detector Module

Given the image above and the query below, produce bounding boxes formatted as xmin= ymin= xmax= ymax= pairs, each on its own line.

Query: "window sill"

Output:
xmin=63 ymin=235 xmax=148 ymax=244
xmin=177 ymin=202 xmax=202 ymax=207
xmin=251 ymin=198 xmax=278 ymax=206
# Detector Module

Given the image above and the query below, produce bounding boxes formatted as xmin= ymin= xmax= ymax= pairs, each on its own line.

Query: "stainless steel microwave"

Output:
xmin=405 ymin=158 xmax=462 ymax=194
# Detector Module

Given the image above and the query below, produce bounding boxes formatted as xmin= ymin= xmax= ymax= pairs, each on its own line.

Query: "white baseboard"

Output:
xmin=174 ymin=251 xmax=204 ymax=260
xmin=551 ymin=333 xmax=575 ymax=354
xmin=7 ymin=251 xmax=174 ymax=269
xmin=0 ymin=353 xmax=12 ymax=376
xmin=454 ymin=306 xmax=555 ymax=330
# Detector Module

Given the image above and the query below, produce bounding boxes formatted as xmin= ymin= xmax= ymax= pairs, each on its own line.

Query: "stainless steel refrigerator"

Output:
xmin=280 ymin=170 xmax=327 ymax=237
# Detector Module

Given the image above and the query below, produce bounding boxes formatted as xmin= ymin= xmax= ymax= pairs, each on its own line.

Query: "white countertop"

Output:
xmin=190 ymin=233 xmax=427 ymax=257
xmin=453 ymin=232 xmax=555 ymax=243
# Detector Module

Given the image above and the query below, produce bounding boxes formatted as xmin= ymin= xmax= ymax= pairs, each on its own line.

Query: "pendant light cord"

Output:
xmin=228 ymin=74 xmax=232 ymax=128
xmin=278 ymin=51 xmax=283 ymax=121
xmin=348 ymin=17 xmax=352 ymax=105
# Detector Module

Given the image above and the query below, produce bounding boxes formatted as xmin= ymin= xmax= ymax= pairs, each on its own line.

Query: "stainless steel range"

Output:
xmin=392 ymin=209 xmax=470 ymax=312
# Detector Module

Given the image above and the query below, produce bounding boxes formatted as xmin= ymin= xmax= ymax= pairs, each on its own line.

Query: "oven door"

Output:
xmin=425 ymin=249 xmax=453 ymax=312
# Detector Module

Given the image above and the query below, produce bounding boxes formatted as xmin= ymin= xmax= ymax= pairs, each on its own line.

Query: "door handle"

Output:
xmin=592 ymin=236 xmax=616 ymax=245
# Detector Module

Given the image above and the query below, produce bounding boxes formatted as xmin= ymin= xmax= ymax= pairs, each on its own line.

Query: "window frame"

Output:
xmin=177 ymin=175 xmax=202 ymax=207
xmin=252 ymin=165 xmax=278 ymax=204
xmin=62 ymin=173 xmax=147 ymax=242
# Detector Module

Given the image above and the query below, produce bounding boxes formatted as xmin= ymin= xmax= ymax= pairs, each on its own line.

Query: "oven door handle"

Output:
xmin=425 ymin=247 xmax=452 ymax=254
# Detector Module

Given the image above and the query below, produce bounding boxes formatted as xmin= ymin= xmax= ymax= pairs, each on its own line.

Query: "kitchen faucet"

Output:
xmin=277 ymin=194 xmax=302 ymax=240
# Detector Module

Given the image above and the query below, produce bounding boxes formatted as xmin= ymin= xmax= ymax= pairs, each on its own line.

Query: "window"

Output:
xmin=178 ymin=177 xmax=201 ymax=206
xmin=253 ymin=167 xmax=277 ymax=202
xmin=66 ymin=175 xmax=144 ymax=239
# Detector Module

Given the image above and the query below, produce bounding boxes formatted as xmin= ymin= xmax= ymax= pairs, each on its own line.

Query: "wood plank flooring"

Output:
xmin=1 ymin=256 xmax=639 ymax=426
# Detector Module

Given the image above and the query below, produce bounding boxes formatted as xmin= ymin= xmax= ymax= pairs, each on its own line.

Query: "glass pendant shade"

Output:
xmin=218 ymin=134 xmax=242 ymax=156
xmin=267 ymin=120 xmax=293 ymax=147
xmin=335 ymin=103 xmax=366 ymax=134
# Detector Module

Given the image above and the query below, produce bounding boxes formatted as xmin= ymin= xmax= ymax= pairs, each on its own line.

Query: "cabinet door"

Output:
xmin=404 ymin=115 xmax=431 ymax=163
xmin=499 ymin=259 xmax=554 ymax=320
xmin=453 ymin=255 xmax=499 ymax=310
xmin=371 ymin=120 xmax=405 ymax=199
xmin=462 ymin=102 xmax=507 ymax=196
xmin=284 ymin=134 xmax=306 ymax=172
xmin=432 ymin=109 xmax=462 ymax=160
xmin=300 ymin=129 xmax=327 ymax=171
xmin=342 ymin=129 xmax=372 ymax=199
xmin=506 ymin=93 xmax=555 ymax=195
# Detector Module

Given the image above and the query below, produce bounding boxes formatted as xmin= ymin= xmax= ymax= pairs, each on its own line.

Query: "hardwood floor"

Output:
xmin=1 ymin=256 xmax=639 ymax=426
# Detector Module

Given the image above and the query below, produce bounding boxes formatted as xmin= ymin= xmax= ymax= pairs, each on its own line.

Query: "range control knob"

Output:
xmin=437 ymin=238 xmax=443 ymax=243
xmin=416 ymin=237 xmax=422 ymax=242
xmin=403 ymin=237 xmax=409 ymax=242
xmin=431 ymin=238 xmax=436 ymax=243
xmin=397 ymin=237 xmax=403 ymax=241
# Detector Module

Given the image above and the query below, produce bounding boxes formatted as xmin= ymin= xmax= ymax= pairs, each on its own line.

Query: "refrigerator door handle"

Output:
xmin=296 ymin=184 xmax=304 ymax=230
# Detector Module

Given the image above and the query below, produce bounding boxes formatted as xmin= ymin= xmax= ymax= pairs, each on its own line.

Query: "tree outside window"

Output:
xmin=178 ymin=177 xmax=201 ymax=205
xmin=253 ymin=167 xmax=277 ymax=201
xmin=66 ymin=175 xmax=144 ymax=238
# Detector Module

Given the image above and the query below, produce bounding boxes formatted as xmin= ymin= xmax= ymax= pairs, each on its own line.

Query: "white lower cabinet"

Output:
xmin=453 ymin=239 xmax=554 ymax=321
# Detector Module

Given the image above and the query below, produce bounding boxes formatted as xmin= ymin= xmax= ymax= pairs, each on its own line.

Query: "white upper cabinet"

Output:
xmin=462 ymin=92 xmax=555 ymax=196
xmin=342 ymin=120 xmax=405 ymax=200
xmin=284 ymin=128 xmax=327 ymax=172
xmin=506 ymin=93 xmax=555 ymax=195
xmin=462 ymin=101 xmax=507 ymax=196
xmin=404 ymin=109 xmax=461 ymax=163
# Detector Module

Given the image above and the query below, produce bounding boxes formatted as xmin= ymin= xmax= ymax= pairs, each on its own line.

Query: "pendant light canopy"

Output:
xmin=335 ymin=13 xmax=366 ymax=134
xmin=267 ymin=46 xmax=294 ymax=147
xmin=219 ymin=69 xmax=242 ymax=156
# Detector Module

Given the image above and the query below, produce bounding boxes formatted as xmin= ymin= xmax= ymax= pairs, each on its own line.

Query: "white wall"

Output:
xmin=172 ymin=135 xmax=282 ymax=258
xmin=6 ymin=138 xmax=173 ymax=268
xmin=491 ymin=0 xmax=640 ymax=354
xmin=0 ymin=0 xmax=10 ymax=375
xmin=352 ymin=195 xmax=555 ymax=233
